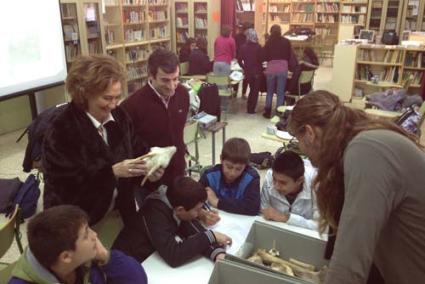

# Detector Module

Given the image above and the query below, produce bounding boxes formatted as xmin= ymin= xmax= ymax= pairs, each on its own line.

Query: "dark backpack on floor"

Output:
xmin=18 ymin=103 xmax=68 ymax=172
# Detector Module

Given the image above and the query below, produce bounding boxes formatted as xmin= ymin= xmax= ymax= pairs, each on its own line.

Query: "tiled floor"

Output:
xmin=0 ymin=66 xmax=333 ymax=263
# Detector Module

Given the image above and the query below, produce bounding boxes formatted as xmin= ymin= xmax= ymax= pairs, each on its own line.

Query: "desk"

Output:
xmin=204 ymin=121 xmax=227 ymax=165
xmin=142 ymin=211 xmax=325 ymax=284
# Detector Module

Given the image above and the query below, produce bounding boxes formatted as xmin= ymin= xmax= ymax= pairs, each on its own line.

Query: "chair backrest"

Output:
xmin=0 ymin=206 xmax=19 ymax=258
xmin=298 ymin=70 xmax=315 ymax=85
xmin=183 ymin=120 xmax=199 ymax=145
xmin=206 ymin=73 xmax=230 ymax=87
xmin=179 ymin=62 xmax=189 ymax=76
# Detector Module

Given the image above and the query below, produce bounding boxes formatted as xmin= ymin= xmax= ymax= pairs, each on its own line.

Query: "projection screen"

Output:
xmin=0 ymin=0 xmax=67 ymax=99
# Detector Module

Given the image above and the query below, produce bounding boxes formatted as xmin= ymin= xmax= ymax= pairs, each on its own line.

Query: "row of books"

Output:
xmin=127 ymin=65 xmax=148 ymax=81
xmin=403 ymin=71 xmax=424 ymax=85
xmin=176 ymin=17 xmax=189 ymax=28
xmin=356 ymin=65 xmax=400 ymax=83
xmin=317 ymin=3 xmax=339 ymax=12
xmin=123 ymin=0 xmax=147 ymax=5
xmin=269 ymin=5 xmax=291 ymax=13
xmin=65 ymin=45 xmax=80 ymax=61
xmin=194 ymin=4 xmax=207 ymax=13
xmin=316 ymin=14 xmax=338 ymax=23
xmin=405 ymin=52 xmax=425 ymax=68
xmin=125 ymin=47 xmax=149 ymax=62
xmin=315 ymin=27 xmax=337 ymax=36
xmin=88 ymin=41 xmax=102 ymax=54
xmin=63 ymin=24 xmax=79 ymax=41
xmin=270 ymin=14 xmax=290 ymax=23
xmin=150 ymin=26 xmax=168 ymax=39
xmin=123 ymin=11 xmax=146 ymax=23
xmin=292 ymin=4 xmax=315 ymax=13
xmin=148 ymin=11 xmax=167 ymax=21
xmin=125 ymin=29 xmax=145 ymax=42
xmin=340 ymin=5 xmax=367 ymax=13
xmin=340 ymin=15 xmax=365 ymax=24
xmin=195 ymin=17 xmax=207 ymax=29
xmin=358 ymin=49 xmax=403 ymax=64
xmin=291 ymin=13 xmax=315 ymax=22
xmin=176 ymin=31 xmax=190 ymax=43
xmin=61 ymin=4 xmax=77 ymax=18
xmin=148 ymin=0 xmax=167 ymax=4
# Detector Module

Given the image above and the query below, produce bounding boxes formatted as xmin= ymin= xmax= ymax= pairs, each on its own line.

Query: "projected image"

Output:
xmin=0 ymin=0 xmax=67 ymax=97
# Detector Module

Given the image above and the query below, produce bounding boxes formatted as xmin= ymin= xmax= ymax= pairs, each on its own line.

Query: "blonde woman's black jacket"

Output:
xmin=42 ymin=102 xmax=138 ymax=225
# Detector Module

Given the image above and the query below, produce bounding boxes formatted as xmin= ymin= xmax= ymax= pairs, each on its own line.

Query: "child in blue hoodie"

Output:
xmin=8 ymin=205 xmax=147 ymax=284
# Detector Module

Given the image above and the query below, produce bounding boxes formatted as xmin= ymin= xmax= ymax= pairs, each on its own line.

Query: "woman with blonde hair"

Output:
xmin=288 ymin=90 xmax=425 ymax=284
xmin=43 ymin=55 xmax=163 ymax=261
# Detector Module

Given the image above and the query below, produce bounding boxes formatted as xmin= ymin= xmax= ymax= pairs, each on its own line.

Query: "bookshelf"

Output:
xmin=366 ymin=0 xmax=404 ymax=35
xmin=340 ymin=0 xmax=368 ymax=26
xmin=60 ymin=0 xmax=106 ymax=68
xmin=170 ymin=0 xmax=220 ymax=57
xmin=101 ymin=0 xmax=171 ymax=95
xmin=332 ymin=44 xmax=425 ymax=103
xmin=401 ymin=0 xmax=421 ymax=32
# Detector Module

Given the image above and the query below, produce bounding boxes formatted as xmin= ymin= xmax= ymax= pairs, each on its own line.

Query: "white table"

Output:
xmin=142 ymin=211 xmax=326 ymax=284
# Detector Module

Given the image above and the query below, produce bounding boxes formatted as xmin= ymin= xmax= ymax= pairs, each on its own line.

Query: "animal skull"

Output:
xmin=137 ymin=146 xmax=177 ymax=186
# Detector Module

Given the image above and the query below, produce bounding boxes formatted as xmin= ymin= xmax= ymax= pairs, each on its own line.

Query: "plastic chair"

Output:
xmin=285 ymin=70 xmax=315 ymax=104
xmin=92 ymin=210 xmax=123 ymax=250
xmin=206 ymin=73 xmax=232 ymax=120
xmin=0 ymin=205 xmax=23 ymax=259
xmin=184 ymin=120 xmax=202 ymax=176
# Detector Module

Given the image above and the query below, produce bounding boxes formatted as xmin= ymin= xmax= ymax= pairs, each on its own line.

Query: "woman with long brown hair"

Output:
xmin=288 ymin=90 xmax=425 ymax=284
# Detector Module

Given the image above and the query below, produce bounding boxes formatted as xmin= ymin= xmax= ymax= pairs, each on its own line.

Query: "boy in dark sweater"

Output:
xmin=139 ymin=177 xmax=231 ymax=267
xmin=199 ymin=138 xmax=260 ymax=216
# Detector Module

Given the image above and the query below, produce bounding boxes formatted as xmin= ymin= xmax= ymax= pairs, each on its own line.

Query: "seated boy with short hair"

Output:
xmin=9 ymin=205 xmax=147 ymax=284
xmin=199 ymin=138 xmax=260 ymax=216
xmin=261 ymin=150 xmax=319 ymax=230
xmin=139 ymin=176 xmax=232 ymax=267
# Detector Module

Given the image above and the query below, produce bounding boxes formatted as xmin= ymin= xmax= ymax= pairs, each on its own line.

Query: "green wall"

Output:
xmin=0 ymin=85 xmax=68 ymax=135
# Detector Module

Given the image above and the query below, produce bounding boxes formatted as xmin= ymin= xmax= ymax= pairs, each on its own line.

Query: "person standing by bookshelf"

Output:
xmin=262 ymin=24 xmax=292 ymax=118
xmin=238 ymin=28 xmax=263 ymax=114
xmin=213 ymin=25 xmax=236 ymax=76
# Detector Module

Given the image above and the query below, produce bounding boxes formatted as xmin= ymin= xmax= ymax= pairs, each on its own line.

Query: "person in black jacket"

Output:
xmin=286 ymin=47 xmax=319 ymax=97
xmin=42 ymin=55 xmax=164 ymax=261
xmin=238 ymin=28 xmax=263 ymax=113
xmin=188 ymin=37 xmax=211 ymax=75
xmin=262 ymin=24 xmax=292 ymax=118
xmin=178 ymin=38 xmax=195 ymax=63
xmin=138 ymin=177 xmax=232 ymax=267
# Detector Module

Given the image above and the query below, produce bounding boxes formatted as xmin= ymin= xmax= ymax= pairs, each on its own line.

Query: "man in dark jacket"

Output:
xmin=137 ymin=177 xmax=232 ymax=267
xmin=9 ymin=205 xmax=147 ymax=284
xmin=121 ymin=49 xmax=189 ymax=189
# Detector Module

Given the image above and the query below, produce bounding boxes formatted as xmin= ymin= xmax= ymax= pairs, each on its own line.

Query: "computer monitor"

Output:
xmin=359 ymin=29 xmax=376 ymax=43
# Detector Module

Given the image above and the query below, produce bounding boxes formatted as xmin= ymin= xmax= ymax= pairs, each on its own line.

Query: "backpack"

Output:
xmin=249 ymin=152 xmax=274 ymax=170
xmin=18 ymin=103 xmax=68 ymax=172
xmin=198 ymin=83 xmax=221 ymax=121
xmin=6 ymin=174 xmax=41 ymax=219
xmin=0 ymin=178 xmax=22 ymax=212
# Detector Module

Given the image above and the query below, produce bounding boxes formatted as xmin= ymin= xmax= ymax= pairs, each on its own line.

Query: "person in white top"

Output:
xmin=261 ymin=150 xmax=319 ymax=230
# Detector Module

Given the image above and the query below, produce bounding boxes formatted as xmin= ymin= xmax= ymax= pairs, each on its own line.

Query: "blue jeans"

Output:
xmin=265 ymin=71 xmax=288 ymax=110
xmin=213 ymin=61 xmax=231 ymax=76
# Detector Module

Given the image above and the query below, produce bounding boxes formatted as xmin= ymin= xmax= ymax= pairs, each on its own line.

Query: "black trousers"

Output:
xmin=246 ymin=74 xmax=261 ymax=113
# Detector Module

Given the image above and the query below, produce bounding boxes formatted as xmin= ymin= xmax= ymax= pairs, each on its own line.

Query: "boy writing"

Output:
xmin=199 ymin=138 xmax=260 ymax=216
xmin=9 ymin=205 xmax=147 ymax=284
xmin=138 ymin=176 xmax=232 ymax=267
xmin=261 ymin=150 xmax=319 ymax=230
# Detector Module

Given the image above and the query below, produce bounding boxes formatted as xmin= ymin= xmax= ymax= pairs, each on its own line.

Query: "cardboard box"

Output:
xmin=230 ymin=221 xmax=329 ymax=283
xmin=209 ymin=259 xmax=302 ymax=284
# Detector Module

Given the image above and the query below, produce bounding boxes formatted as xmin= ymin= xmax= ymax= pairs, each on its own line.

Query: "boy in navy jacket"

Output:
xmin=199 ymin=138 xmax=260 ymax=216
xmin=9 ymin=205 xmax=147 ymax=284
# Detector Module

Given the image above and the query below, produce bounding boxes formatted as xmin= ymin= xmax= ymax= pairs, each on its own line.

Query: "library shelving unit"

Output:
xmin=315 ymin=0 xmax=340 ymax=38
xmin=268 ymin=0 xmax=292 ymax=30
xmin=401 ymin=0 xmax=422 ymax=32
xmin=254 ymin=0 xmax=269 ymax=44
xmin=366 ymin=0 xmax=404 ymax=34
xmin=170 ymin=0 xmax=220 ymax=57
xmin=290 ymin=0 xmax=316 ymax=30
xmin=331 ymin=43 xmax=425 ymax=103
xmin=60 ymin=0 xmax=106 ymax=68
xmin=340 ymin=0 xmax=368 ymax=26
xmin=102 ymin=0 xmax=171 ymax=95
